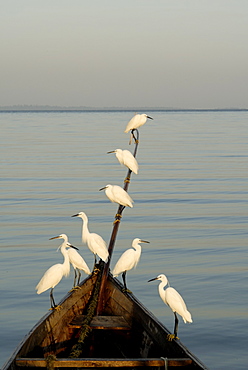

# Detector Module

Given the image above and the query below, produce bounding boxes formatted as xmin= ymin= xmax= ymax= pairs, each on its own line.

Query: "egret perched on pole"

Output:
xmin=124 ymin=113 xmax=153 ymax=143
xmin=36 ymin=234 xmax=77 ymax=310
xmin=112 ymin=238 xmax=149 ymax=292
xmin=107 ymin=149 xmax=139 ymax=175
xmin=148 ymin=274 xmax=193 ymax=341
xmin=67 ymin=246 xmax=91 ymax=290
xmin=71 ymin=212 xmax=109 ymax=266
xmin=99 ymin=184 xmax=134 ymax=208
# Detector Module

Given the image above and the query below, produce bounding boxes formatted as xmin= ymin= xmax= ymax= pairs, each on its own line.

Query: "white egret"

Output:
xmin=112 ymin=238 xmax=150 ymax=292
xmin=67 ymin=246 xmax=91 ymax=289
xmin=148 ymin=274 xmax=193 ymax=341
xmin=99 ymin=184 xmax=133 ymax=208
xmin=124 ymin=113 xmax=153 ymax=143
xmin=107 ymin=149 xmax=139 ymax=176
xmin=71 ymin=212 xmax=109 ymax=265
xmin=36 ymin=234 xmax=77 ymax=310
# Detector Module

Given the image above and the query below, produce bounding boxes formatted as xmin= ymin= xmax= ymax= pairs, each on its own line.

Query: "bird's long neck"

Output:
xmin=133 ymin=245 xmax=141 ymax=255
xmin=61 ymin=244 xmax=71 ymax=277
xmin=158 ymin=280 xmax=167 ymax=301
xmin=133 ymin=245 xmax=141 ymax=268
xmin=116 ymin=151 xmax=123 ymax=164
xmin=81 ymin=215 xmax=89 ymax=243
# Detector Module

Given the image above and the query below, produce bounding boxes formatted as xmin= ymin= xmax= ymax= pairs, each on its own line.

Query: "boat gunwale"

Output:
xmin=2 ymin=274 xmax=208 ymax=370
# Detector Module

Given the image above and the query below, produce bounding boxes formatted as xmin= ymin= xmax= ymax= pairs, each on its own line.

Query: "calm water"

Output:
xmin=0 ymin=110 xmax=247 ymax=369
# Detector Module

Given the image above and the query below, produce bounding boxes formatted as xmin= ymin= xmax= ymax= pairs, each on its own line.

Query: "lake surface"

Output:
xmin=0 ymin=110 xmax=247 ymax=369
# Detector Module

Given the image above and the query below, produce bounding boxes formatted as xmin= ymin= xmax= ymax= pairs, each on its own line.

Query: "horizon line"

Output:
xmin=0 ymin=105 xmax=247 ymax=112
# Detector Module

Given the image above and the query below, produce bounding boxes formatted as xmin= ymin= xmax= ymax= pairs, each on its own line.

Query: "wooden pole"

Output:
xmin=96 ymin=129 xmax=139 ymax=314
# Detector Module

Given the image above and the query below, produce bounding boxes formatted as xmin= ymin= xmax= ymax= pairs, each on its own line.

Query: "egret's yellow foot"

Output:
xmin=167 ymin=334 xmax=179 ymax=341
xmin=69 ymin=286 xmax=81 ymax=292
xmin=122 ymin=288 xmax=132 ymax=294
xmin=49 ymin=305 xmax=62 ymax=311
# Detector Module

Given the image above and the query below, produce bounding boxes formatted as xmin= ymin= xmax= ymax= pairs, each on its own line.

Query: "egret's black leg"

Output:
xmin=77 ymin=269 xmax=81 ymax=286
xmin=93 ymin=255 xmax=100 ymax=273
xmin=122 ymin=271 xmax=127 ymax=291
xmin=121 ymin=271 xmax=132 ymax=293
xmin=69 ymin=269 xmax=81 ymax=291
xmin=49 ymin=288 xmax=61 ymax=310
xmin=120 ymin=205 xmax=125 ymax=213
xmin=50 ymin=288 xmax=56 ymax=308
xmin=73 ymin=269 xmax=77 ymax=288
xmin=131 ymin=129 xmax=139 ymax=143
xmin=167 ymin=312 xmax=179 ymax=341
xmin=173 ymin=312 xmax=179 ymax=338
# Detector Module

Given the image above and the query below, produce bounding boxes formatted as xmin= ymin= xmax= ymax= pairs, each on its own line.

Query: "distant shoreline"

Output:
xmin=0 ymin=106 xmax=247 ymax=112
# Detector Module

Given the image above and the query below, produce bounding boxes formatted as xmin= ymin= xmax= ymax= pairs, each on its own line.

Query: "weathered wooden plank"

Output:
xmin=16 ymin=357 xmax=193 ymax=367
xmin=15 ymin=275 xmax=97 ymax=359
xmin=3 ymin=274 xmax=208 ymax=370
xmin=70 ymin=315 xmax=131 ymax=330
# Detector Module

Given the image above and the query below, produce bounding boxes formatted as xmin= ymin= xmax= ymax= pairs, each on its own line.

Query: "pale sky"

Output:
xmin=1 ymin=0 xmax=248 ymax=108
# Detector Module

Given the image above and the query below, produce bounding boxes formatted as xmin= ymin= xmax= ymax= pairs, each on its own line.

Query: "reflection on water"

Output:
xmin=0 ymin=110 xmax=247 ymax=369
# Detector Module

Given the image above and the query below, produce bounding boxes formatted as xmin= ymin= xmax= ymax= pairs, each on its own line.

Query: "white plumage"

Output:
xmin=99 ymin=184 xmax=133 ymax=208
xmin=67 ymin=246 xmax=91 ymax=288
xmin=148 ymin=274 xmax=192 ymax=340
xmin=36 ymin=234 xmax=76 ymax=309
xmin=124 ymin=113 xmax=153 ymax=133
xmin=72 ymin=211 xmax=109 ymax=264
xmin=107 ymin=149 xmax=139 ymax=174
xmin=112 ymin=238 xmax=148 ymax=276
xmin=112 ymin=238 xmax=149 ymax=291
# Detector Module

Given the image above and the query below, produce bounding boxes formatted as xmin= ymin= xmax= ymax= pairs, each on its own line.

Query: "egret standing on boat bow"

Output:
xmin=36 ymin=234 xmax=78 ymax=310
xmin=148 ymin=274 xmax=193 ymax=341
xmin=71 ymin=212 xmax=109 ymax=266
xmin=112 ymin=238 xmax=150 ymax=292
xmin=67 ymin=246 xmax=91 ymax=289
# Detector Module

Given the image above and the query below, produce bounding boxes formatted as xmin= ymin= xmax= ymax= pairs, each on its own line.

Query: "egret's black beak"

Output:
xmin=107 ymin=150 xmax=115 ymax=154
xmin=99 ymin=187 xmax=106 ymax=191
xmin=49 ymin=236 xmax=60 ymax=240
xmin=67 ymin=242 xmax=79 ymax=251
xmin=71 ymin=245 xmax=79 ymax=250
xmin=140 ymin=240 xmax=150 ymax=244
xmin=147 ymin=116 xmax=153 ymax=120
xmin=148 ymin=277 xmax=158 ymax=282
xmin=71 ymin=213 xmax=79 ymax=217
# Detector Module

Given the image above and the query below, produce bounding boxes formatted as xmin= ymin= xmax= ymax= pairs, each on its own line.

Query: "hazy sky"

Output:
xmin=1 ymin=1 xmax=248 ymax=108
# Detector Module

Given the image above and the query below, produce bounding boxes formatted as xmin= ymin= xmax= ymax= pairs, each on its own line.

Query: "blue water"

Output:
xmin=0 ymin=110 xmax=247 ymax=369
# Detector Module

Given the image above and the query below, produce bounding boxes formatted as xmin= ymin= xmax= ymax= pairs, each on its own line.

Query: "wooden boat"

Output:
xmin=3 ymin=265 xmax=208 ymax=369
xmin=3 ymin=130 xmax=208 ymax=369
